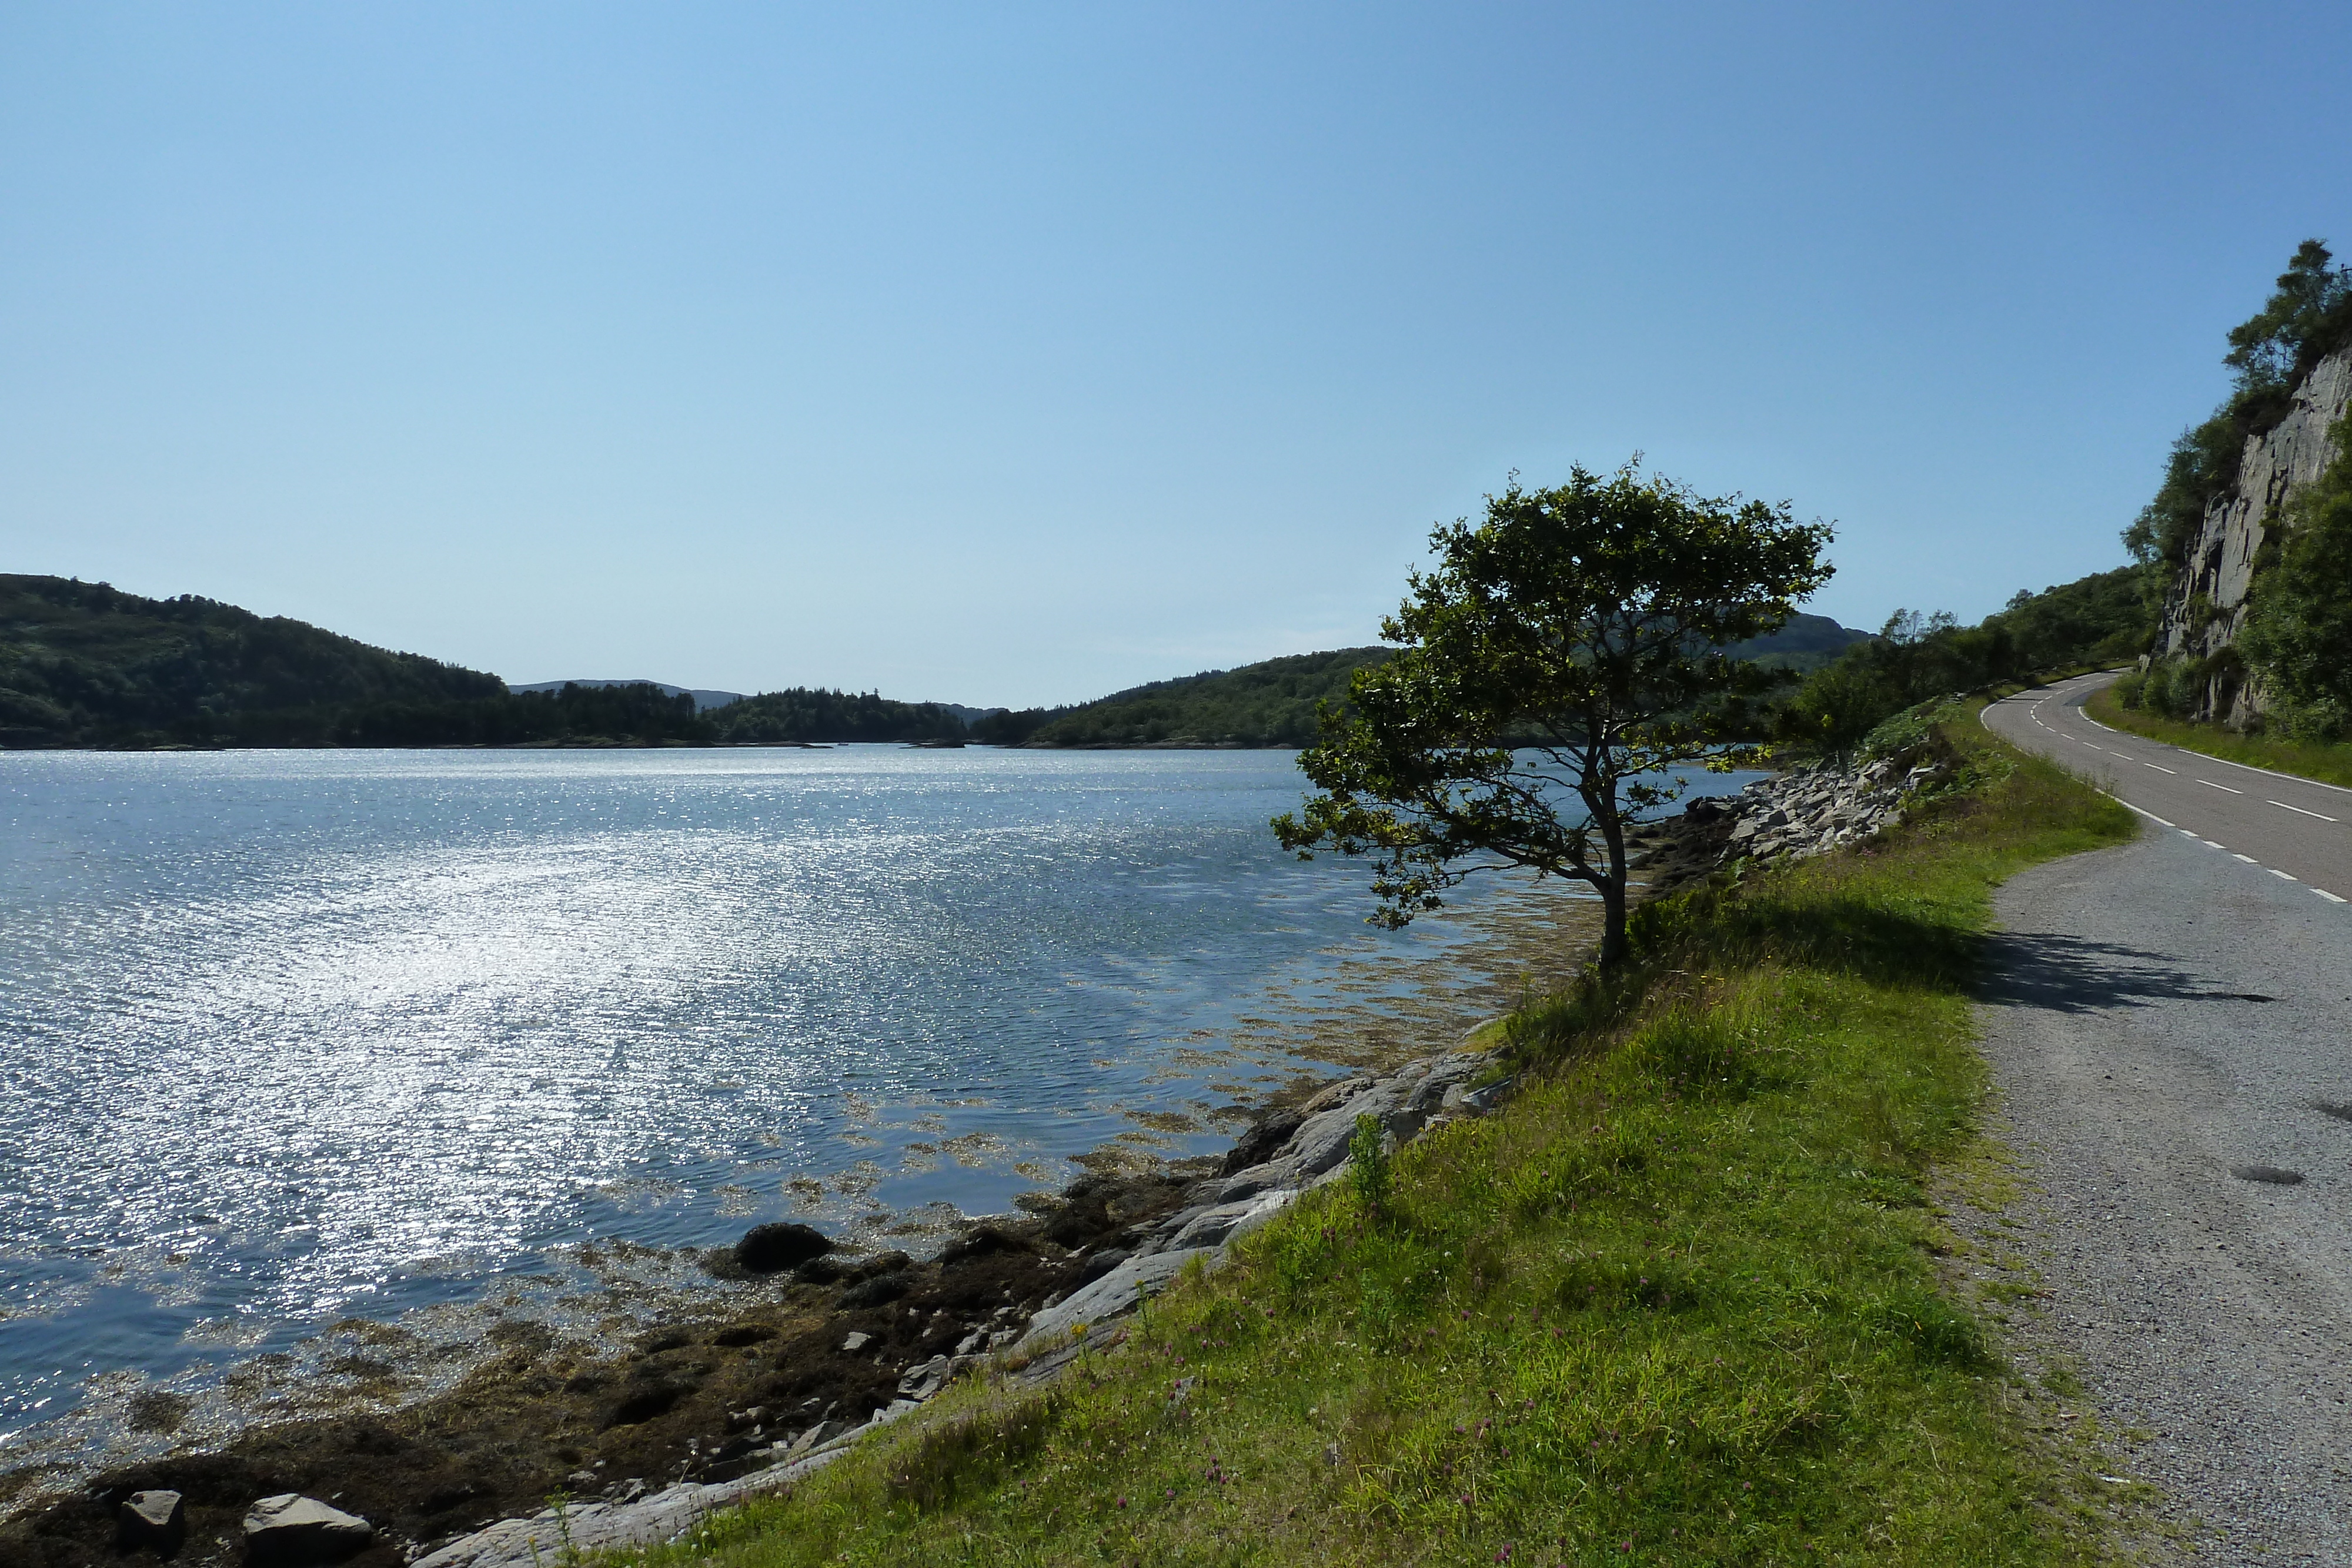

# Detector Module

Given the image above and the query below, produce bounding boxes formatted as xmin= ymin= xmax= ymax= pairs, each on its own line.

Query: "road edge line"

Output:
xmin=2063 ymin=673 xmax=2352 ymax=798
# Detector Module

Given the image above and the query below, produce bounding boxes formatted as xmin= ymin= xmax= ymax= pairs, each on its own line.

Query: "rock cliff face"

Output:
xmin=2157 ymin=347 xmax=2352 ymax=724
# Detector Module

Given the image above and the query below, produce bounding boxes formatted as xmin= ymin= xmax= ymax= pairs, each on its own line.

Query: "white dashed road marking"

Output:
xmin=1996 ymin=676 xmax=2348 ymax=911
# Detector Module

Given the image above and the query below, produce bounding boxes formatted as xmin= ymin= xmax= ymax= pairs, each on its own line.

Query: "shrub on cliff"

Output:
xmin=2240 ymin=411 xmax=2352 ymax=737
xmin=2124 ymin=239 xmax=2352 ymax=583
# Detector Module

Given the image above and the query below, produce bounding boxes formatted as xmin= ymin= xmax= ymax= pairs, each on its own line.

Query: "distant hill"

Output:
xmin=0 ymin=577 xmax=716 ymax=748
xmin=971 ymin=648 xmax=1392 ymax=747
xmin=4 ymin=572 xmax=1887 ymax=753
xmin=0 ymin=575 xmax=505 ymax=747
xmin=1723 ymin=611 xmax=1875 ymax=671
xmin=706 ymin=688 xmax=969 ymax=744
xmin=931 ymin=702 xmax=1002 ymax=727
xmin=512 ymin=679 xmax=746 ymax=712
xmin=974 ymin=614 xmax=1875 ymax=748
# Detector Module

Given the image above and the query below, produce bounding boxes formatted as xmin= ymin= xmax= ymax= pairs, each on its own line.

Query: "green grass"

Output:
xmin=622 ymin=707 xmax=2139 ymax=1567
xmin=2086 ymin=684 xmax=2352 ymax=789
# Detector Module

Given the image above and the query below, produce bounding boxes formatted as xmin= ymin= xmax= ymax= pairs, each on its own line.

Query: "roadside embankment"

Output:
xmin=572 ymin=710 xmax=2147 ymax=1567
xmin=2083 ymin=684 xmax=2352 ymax=791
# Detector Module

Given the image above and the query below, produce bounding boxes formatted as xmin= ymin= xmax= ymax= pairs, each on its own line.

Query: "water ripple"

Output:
xmin=0 ymin=744 xmax=1752 ymax=1469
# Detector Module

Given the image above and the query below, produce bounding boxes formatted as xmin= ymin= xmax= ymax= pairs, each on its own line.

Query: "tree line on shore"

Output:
xmin=1 ymin=563 xmax=2153 ymax=753
xmin=0 ymin=575 xmax=977 ymax=748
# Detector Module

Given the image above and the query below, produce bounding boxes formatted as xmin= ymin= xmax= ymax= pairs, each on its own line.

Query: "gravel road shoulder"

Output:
xmin=1970 ymin=824 xmax=2352 ymax=1564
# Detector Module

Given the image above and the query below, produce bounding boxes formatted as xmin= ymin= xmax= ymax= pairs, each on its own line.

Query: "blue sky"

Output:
xmin=5 ymin=4 xmax=2348 ymax=707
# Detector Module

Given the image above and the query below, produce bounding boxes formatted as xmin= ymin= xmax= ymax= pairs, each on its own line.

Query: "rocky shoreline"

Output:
xmin=1 ymin=757 xmax=1934 ymax=1568
xmin=2 ymin=1054 xmax=1504 ymax=1568
xmin=406 ymin=1047 xmax=1515 ymax=1568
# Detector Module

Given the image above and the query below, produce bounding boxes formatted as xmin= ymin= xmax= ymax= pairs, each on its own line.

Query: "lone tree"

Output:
xmin=1272 ymin=462 xmax=1834 ymax=968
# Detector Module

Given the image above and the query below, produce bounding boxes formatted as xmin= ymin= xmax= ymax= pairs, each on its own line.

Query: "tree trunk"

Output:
xmin=1596 ymin=806 xmax=1629 ymax=967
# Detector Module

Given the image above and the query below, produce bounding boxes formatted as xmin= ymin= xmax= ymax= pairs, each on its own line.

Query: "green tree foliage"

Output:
xmin=1273 ymin=463 xmax=1835 ymax=968
xmin=1990 ymin=567 xmax=2148 ymax=667
xmin=2240 ymin=412 xmax=2352 ymax=736
xmin=2224 ymin=239 xmax=2352 ymax=389
xmin=2123 ymin=240 xmax=2352 ymax=581
xmin=707 ymin=688 xmax=968 ymax=744
xmin=965 ymin=705 xmax=1054 ymax=745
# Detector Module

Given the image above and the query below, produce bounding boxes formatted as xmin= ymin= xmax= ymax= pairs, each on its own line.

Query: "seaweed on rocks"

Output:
xmin=0 ymin=1162 xmax=1226 ymax=1568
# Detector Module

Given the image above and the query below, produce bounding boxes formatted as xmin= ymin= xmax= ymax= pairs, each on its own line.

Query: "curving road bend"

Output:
xmin=1975 ymin=672 xmax=2352 ymax=1562
xmin=1984 ymin=670 xmax=2351 ymax=903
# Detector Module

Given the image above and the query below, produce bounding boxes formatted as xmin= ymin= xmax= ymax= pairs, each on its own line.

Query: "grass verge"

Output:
xmin=623 ymin=707 xmax=2138 ymax=1567
xmin=2086 ymin=684 xmax=2352 ymax=790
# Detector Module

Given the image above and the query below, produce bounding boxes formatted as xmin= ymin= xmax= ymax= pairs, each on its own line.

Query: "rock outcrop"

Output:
xmin=2156 ymin=346 xmax=2352 ymax=725
xmin=1699 ymin=754 xmax=1942 ymax=867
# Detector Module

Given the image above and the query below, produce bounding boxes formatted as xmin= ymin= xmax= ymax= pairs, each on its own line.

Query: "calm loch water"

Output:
xmin=0 ymin=744 xmax=1750 ymax=1476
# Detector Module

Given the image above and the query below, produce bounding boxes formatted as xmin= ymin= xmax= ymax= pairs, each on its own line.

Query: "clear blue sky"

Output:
xmin=5 ymin=4 xmax=2348 ymax=707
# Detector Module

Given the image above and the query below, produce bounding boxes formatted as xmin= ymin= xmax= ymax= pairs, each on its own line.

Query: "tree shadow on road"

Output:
xmin=1976 ymin=931 xmax=2268 ymax=1015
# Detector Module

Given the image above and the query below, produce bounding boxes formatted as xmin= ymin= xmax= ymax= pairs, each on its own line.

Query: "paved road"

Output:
xmin=1983 ymin=670 xmax=2352 ymax=903
xmin=1975 ymin=675 xmax=2352 ymax=1562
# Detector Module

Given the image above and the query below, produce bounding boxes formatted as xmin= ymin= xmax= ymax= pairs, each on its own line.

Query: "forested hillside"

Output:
xmin=706 ymin=688 xmax=968 ymax=743
xmin=974 ymin=614 xmax=1878 ymax=748
xmin=8 ymin=567 xmax=2116 ymax=758
xmin=0 ymin=577 xmax=730 ymax=747
xmin=0 ymin=575 xmax=507 ymax=747
xmin=971 ymin=647 xmax=1393 ymax=747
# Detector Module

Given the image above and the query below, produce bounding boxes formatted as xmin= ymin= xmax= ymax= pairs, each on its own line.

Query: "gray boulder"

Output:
xmin=897 ymin=1355 xmax=952 ymax=1400
xmin=242 ymin=1494 xmax=373 ymax=1565
xmin=116 ymin=1490 xmax=185 ymax=1554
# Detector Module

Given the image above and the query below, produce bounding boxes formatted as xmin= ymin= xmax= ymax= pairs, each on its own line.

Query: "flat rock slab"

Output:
xmin=410 ymin=1413 xmax=904 ymax=1568
xmin=1165 ymin=1195 xmax=1271 ymax=1252
xmin=1018 ymin=1247 xmax=1223 ymax=1348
